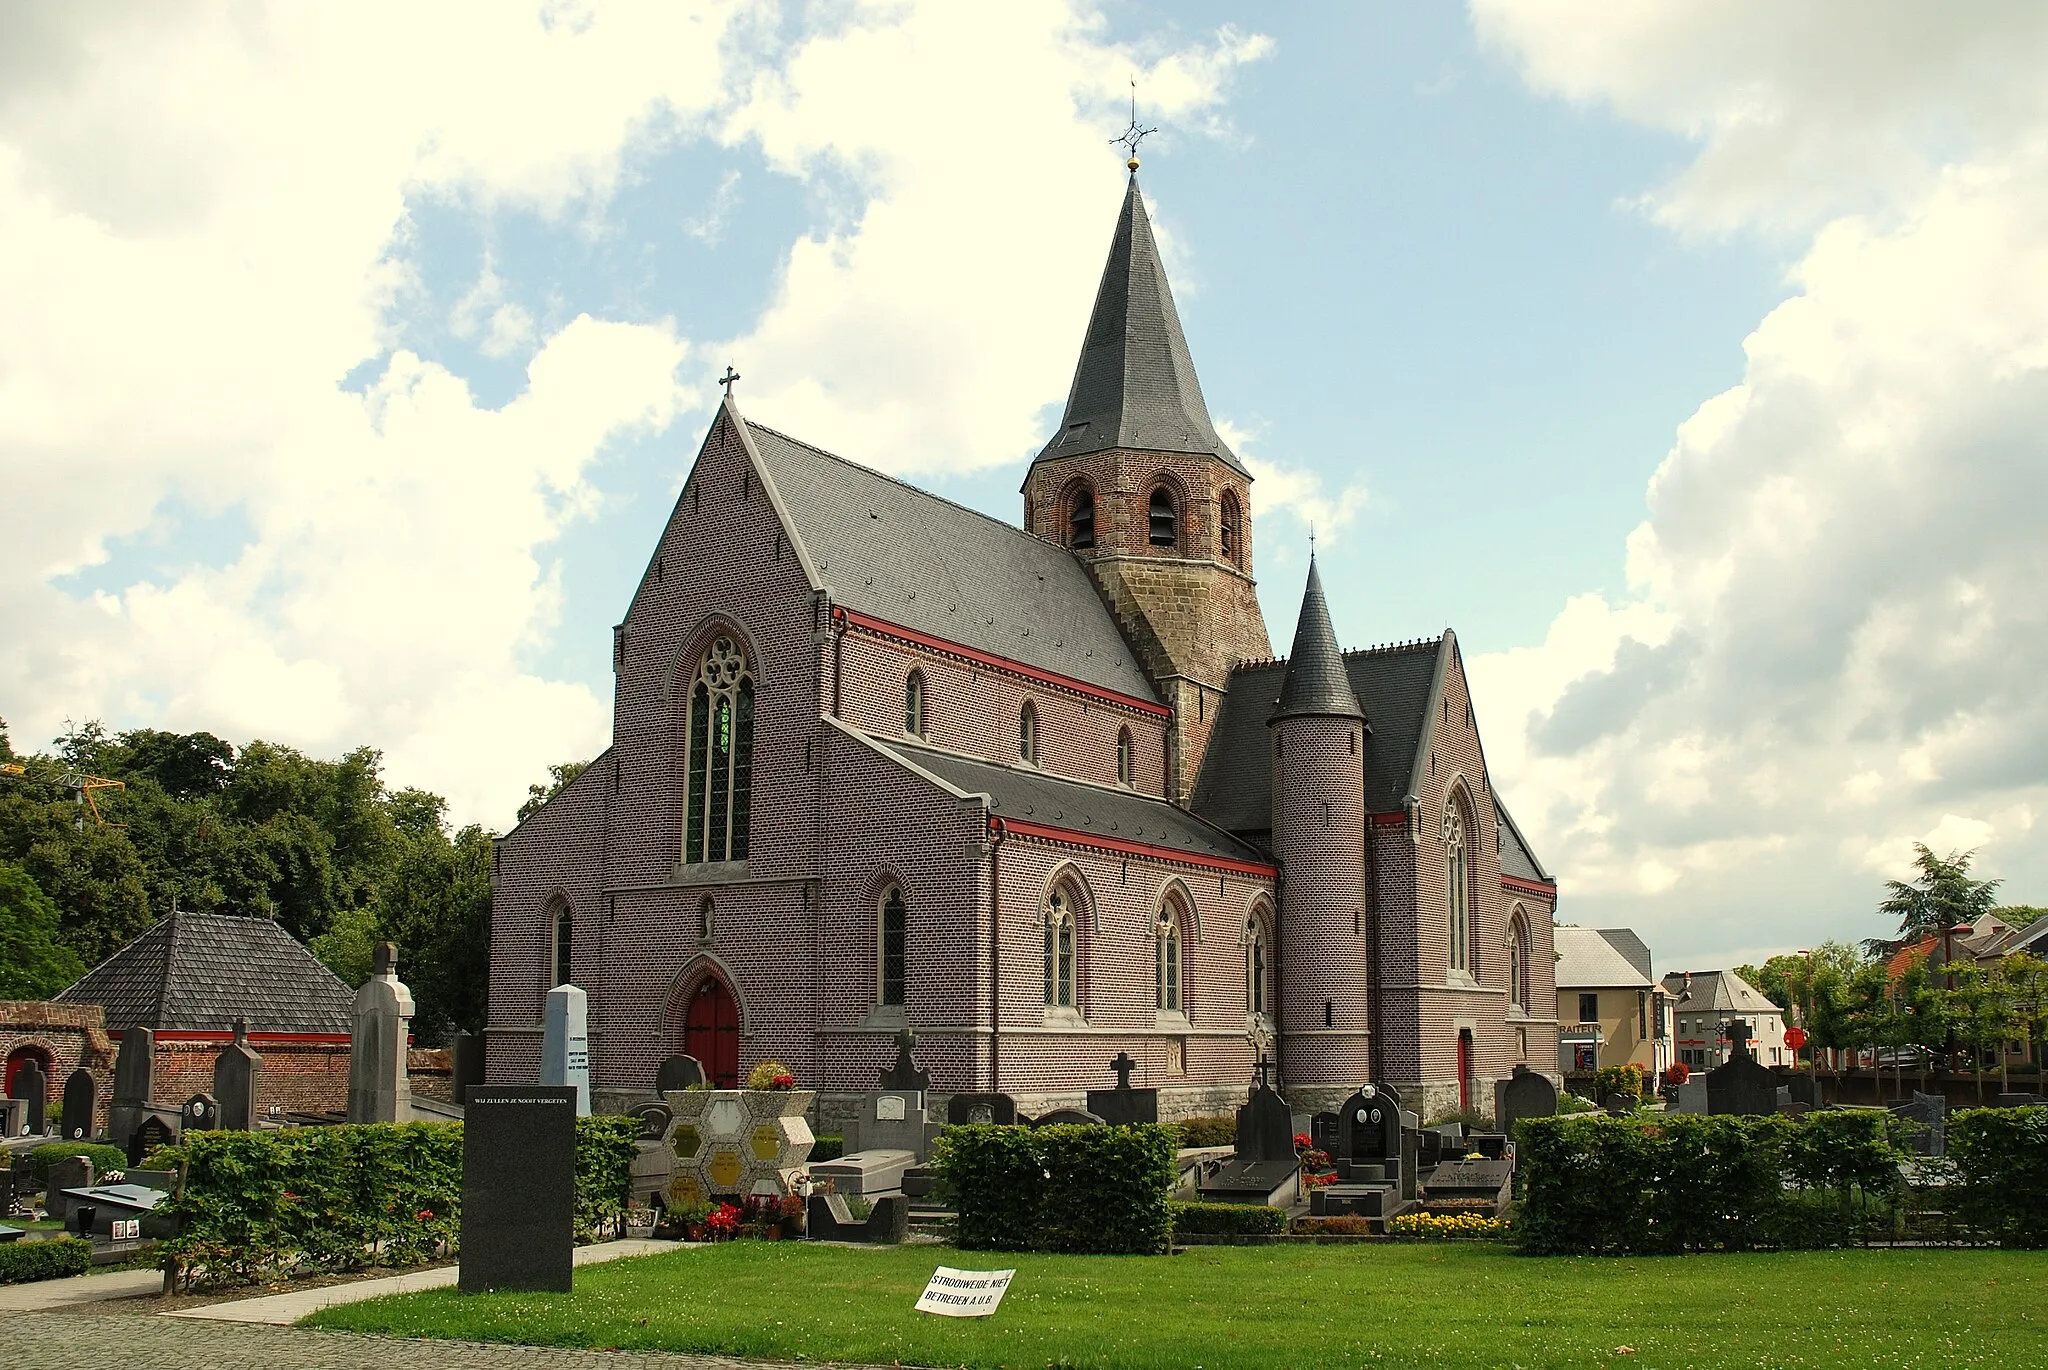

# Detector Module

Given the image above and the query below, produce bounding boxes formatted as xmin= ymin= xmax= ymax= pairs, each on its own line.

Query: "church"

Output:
xmin=487 ymin=169 xmax=1560 ymax=1120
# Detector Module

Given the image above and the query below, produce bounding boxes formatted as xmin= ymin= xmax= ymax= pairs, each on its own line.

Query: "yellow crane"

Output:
xmin=0 ymin=762 xmax=124 ymax=828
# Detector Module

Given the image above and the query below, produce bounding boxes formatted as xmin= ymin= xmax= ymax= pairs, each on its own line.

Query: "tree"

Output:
xmin=2004 ymin=952 xmax=2048 ymax=1084
xmin=0 ymin=861 xmax=87 ymax=998
xmin=1868 ymin=844 xmax=2002 ymax=954
xmin=518 ymin=760 xmax=591 ymax=824
xmin=1944 ymin=960 xmax=2016 ymax=1102
xmin=365 ymin=822 xmax=493 ymax=1038
xmin=1994 ymin=906 xmax=2048 ymax=929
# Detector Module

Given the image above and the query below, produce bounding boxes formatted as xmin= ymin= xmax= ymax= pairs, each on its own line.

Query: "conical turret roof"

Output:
xmin=1272 ymin=557 xmax=1364 ymax=722
xmin=1033 ymin=175 xmax=1245 ymax=475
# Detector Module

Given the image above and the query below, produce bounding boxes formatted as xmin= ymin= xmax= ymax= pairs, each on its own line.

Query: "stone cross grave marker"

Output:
xmin=61 ymin=1068 xmax=96 ymax=1142
xmin=1706 ymin=1020 xmax=1779 ymax=1116
xmin=879 ymin=1028 xmax=932 ymax=1091
xmin=1087 ymin=1051 xmax=1159 ymax=1126
xmin=213 ymin=1018 xmax=263 ymax=1130
xmin=461 ymin=1085 xmax=577 ymax=1293
xmin=8 ymin=1058 xmax=46 ymax=1135
xmin=540 ymin=983 xmax=591 ymax=1115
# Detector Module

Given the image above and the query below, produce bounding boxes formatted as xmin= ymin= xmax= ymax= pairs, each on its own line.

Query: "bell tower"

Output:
xmin=1024 ymin=172 xmax=1271 ymax=799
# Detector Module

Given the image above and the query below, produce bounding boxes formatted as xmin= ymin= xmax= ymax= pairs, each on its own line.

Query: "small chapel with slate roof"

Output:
xmin=489 ymin=170 xmax=1559 ymax=1117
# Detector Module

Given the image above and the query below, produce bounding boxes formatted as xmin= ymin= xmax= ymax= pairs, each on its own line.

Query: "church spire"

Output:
xmin=1273 ymin=556 xmax=1364 ymax=721
xmin=1033 ymin=176 xmax=1245 ymax=475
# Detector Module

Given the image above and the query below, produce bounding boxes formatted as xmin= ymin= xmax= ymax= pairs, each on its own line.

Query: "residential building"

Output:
xmin=1553 ymin=927 xmax=1669 ymax=1078
xmin=1663 ymin=968 xmax=1789 ymax=1068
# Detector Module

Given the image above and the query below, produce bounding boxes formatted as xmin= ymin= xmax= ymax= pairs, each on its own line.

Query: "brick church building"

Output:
xmin=488 ymin=171 xmax=1559 ymax=1118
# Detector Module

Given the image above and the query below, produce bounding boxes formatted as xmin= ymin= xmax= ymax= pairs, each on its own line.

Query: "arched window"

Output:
xmin=698 ymin=894 xmax=715 ymax=943
xmin=1116 ymin=727 xmax=1133 ymax=786
xmin=1246 ymin=910 xmax=1273 ymax=1017
xmin=1045 ymin=889 xmax=1076 ymax=1009
xmin=1019 ymin=700 xmax=1038 ymax=765
xmin=1148 ymin=487 xmax=1177 ymax=547
xmin=1157 ymin=899 xmax=1185 ymax=1013
xmin=551 ymin=899 xmax=573 ymax=988
xmin=1220 ymin=490 xmax=1242 ymax=566
xmin=880 ymin=885 xmax=907 ymax=1007
xmin=905 ymin=669 xmax=926 ymax=737
xmin=1445 ymin=799 xmax=1472 ymax=976
xmin=1068 ymin=487 xmax=1095 ymax=550
xmin=1509 ymin=908 xmax=1531 ymax=1010
xmin=684 ymin=636 xmax=754 ymax=864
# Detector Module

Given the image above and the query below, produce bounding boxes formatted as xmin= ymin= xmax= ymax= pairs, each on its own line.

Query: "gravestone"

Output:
xmin=1672 ymin=1078 xmax=1709 ymax=1115
xmin=1785 ymin=1073 xmax=1823 ymax=1109
xmin=44 ymin=1156 xmax=93 ymax=1223
xmin=0 ymin=1170 xmax=15 ymax=1218
xmin=655 ymin=1054 xmax=706 ymax=1093
xmin=1196 ymin=1074 xmax=1300 ymax=1206
xmin=451 ymin=1032 xmax=486 ymax=1104
xmin=1994 ymin=1092 xmax=2046 ymax=1109
xmin=847 ymin=1088 xmax=938 ymax=1157
xmin=945 ymin=1093 xmax=1018 ymax=1126
xmin=127 ymin=1112 xmax=176 ymax=1167
xmin=626 ymin=1106 xmax=675 ymax=1211
xmin=1086 ymin=1052 xmax=1161 ymax=1126
xmin=1494 ymin=1064 xmax=1558 ymax=1132
xmin=109 ymin=1027 xmax=155 ymax=1146
xmin=7 ymin=1058 xmax=47 ymax=1135
xmin=878 ymin=1028 xmax=932 ymax=1091
xmin=1890 ymin=1092 xmax=1947 ymax=1158
xmin=461 ymin=1085 xmax=577 ymax=1293
xmin=1601 ymin=1093 xmax=1635 ymax=1116
xmin=1032 ymin=1107 xmax=1104 ymax=1127
xmin=62 ymin=1181 xmax=168 ymax=1239
xmin=630 ymin=1102 xmax=674 ymax=1140
xmin=183 ymin=1093 xmax=220 ymax=1132
xmin=348 ymin=941 xmax=414 ymax=1123
xmin=1420 ymin=1156 xmax=1514 ymax=1216
xmin=811 ymin=1149 xmax=918 ymax=1197
xmin=213 ymin=1018 xmax=263 ymax=1130
xmin=539 ymin=983 xmax=591 ymax=1115
xmin=61 ymin=1069 xmax=97 ymax=1142
xmin=0 ymin=1099 xmax=23 ymax=1139
xmin=1309 ymin=1110 xmax=1339 ymax=1159
xmin=806 ymin=1191 xmax=908 ymax=1244
xmin=1705 ymin=1023 xmax=1779 ymax=1116
xmin=1335 ymin=1085 xmax=1403 ymax=1181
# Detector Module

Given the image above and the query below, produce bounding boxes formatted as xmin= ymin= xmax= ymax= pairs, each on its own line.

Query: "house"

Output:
xmin=1553 ymin=927 xmax=1670 ymax=1078
xmin=1663 ymin=968 xmax=1789 ymax=1069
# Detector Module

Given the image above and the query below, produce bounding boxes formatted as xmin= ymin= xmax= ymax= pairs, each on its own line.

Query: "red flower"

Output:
xmin=417 ymin=1209 xmax=434 ymax=1220
xmin=1293 ymin=1132 xmax=1312 ymax=1150
xmin=772 ymin=1073 xmax=796 ymax=1089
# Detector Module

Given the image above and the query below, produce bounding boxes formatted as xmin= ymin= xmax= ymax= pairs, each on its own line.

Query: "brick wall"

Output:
xmin=1272 ymin=715 xmax=1372 ymax=1095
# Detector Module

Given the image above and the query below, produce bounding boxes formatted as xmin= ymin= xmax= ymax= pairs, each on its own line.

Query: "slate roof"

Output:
xmin=1273 ymin=559 xmax=1364 ymax=722
xmin=864 ymin=732 xmax=1268 ymax=868
xmin=1659 ymin=969 xmax=1781 ymax=1017
xmin=1496 ymin=801 xmax=1553 ymax=885
xmin=744 ymin=419 xmax=1158 ymax=704
xmin=56 ymin=910 xmax=354 ymax=1034
xmin=1192 ymin=636 xmax=1450 ymax=835
xmin=1031 ymin=175 xmax=1246 ymax=475
xmin=1554 ymin=927 xmax=1654 ymax=989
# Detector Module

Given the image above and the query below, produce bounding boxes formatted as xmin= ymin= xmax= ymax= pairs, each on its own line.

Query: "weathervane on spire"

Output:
xmin=1111 ymin=79 xmax=1157 ymax=172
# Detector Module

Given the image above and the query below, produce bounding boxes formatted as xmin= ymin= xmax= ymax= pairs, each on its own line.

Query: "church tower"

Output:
xmin=1024 ymin=172 xmax=1271 ymax=799
xmin=1268 ymin=557 xmax=1371 ymax=1101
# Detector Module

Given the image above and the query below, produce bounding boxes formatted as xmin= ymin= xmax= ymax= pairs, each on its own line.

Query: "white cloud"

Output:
xmin=1467 ymin=2 xmax=2048 ymax=964
xmin=1217 ymin=419 xmax=1372 ymax=548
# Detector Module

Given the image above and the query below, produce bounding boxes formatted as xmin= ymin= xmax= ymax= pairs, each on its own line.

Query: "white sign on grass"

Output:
xmin=914 ymin=1266 xmax=1016 ymax=1317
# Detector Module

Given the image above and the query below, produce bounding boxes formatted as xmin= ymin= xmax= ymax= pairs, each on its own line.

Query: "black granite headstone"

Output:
xmin=44 ymin=1156 xmax=92 ymax=1222
xmin=655 ymin=1054 xmax=706 ymax=1093
xmin=1705 ymin=1025 xmax=1779 ymax=1116
xmin=7 ymin=1059 xmax=47 ymax=1134
xmin=109 ymin=1027 xmax=155 ymax=1145
xmin=460 ymin=1085 xmax=577 ymax=1293
xmin=1493 ymin=1063 xmax=1558 ymax=1132
xmin=61 ymin=1069 xmax=96 ymax=1142
xmin=945 ymin=1092 xmax=1018 ymax=1126
xmin=182 ymin=1093 xmax=220 ymax=1132
xmin=1234 ymin=1083 xmax=1295 ymax=1164
xmin=1336 ymin=1086 xmax=1402 ymax=1177
xmin=1086 ymin=1052 xmax=1160 ymax=1125
xmin=451 ymin=1032 xmax=486 ymax=1105
xmin=878 ymin=1028 xmax=931 ymax=1091
xmin=1309 ymin=1110 xmax=1339 ymax=1158
xmin=213 ymin=1019 xmax=263 ymax=1130
xmin=128 ymin=1112 xmax=177 ymax=1167
xmin=1601 ymin=1093 xmax=1635 ymax=1116
xmin=630 ymin=1101 xmax=674 ymax=1140
xmin=1784 ymin=1073 xmax=1823 ymax=1109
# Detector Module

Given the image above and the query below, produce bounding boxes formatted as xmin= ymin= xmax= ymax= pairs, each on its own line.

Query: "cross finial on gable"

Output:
xmin=719 ymin=364 xmax=741 ymax=397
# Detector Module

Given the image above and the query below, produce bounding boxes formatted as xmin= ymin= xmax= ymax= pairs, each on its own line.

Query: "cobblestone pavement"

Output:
xmin=1 ymin=1310 xmax=881 ymax=1369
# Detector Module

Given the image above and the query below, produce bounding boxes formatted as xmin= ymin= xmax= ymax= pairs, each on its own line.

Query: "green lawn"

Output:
xmin=306 ymin=1240 xmax=2048 ymax=1369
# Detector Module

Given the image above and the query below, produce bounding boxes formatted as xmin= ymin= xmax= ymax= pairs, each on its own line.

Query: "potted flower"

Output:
xmin=748 ymin=1060 xmax=798 ymax=1091
xmin=622 ymin=1206 xmax=659 ymax=1238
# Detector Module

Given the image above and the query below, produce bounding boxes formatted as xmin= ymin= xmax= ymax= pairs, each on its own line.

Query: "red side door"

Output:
xmin=684 ymin=978 xmax=741 ymax=1088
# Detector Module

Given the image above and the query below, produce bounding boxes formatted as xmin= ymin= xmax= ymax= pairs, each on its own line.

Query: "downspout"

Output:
xmin=831 ymin=606 xmax=847 ymax=718
xmin=989 ymin=817 xmax=1007 ymax=1094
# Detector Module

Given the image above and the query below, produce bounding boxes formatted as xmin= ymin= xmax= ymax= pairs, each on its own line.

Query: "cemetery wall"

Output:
xmin=149 ymin=1035 xmax=353 ymax=1117
xmin=0 ymin=1000 xmax=112 ymax=1127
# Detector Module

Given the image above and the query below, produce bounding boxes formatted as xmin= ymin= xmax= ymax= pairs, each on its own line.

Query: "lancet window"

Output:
xmin=684 ymin=636 xmax=754 ymax=864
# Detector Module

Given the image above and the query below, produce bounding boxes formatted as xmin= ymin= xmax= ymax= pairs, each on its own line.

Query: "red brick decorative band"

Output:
xmin=142 ymin=1031 xmax=354 ymax=1044
xmin=993 ymin=816 xmax=1278 ymax=878
xmin=836 ymin=607 xmax=1172 ymax=719
xmin=1369 ymin=811 xmax=1409 ymax=828
xmin=1501 ymin=875 xmax=1556 ymax=898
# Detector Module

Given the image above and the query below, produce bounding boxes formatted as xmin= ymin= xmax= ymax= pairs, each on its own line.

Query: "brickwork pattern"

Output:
xmin=1271 ymin=716 xmax=1371 ymax=1089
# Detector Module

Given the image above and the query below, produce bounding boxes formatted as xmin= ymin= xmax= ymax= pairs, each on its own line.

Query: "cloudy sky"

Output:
xmin=5 ymin=1 xmax=2044 ymax=968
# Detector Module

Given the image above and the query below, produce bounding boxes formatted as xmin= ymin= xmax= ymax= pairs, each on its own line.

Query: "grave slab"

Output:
xmin=460 ymin=1085 xmax=577 ymax=1293
xmin=811 ymin=1148 xmax=916 ymax=1197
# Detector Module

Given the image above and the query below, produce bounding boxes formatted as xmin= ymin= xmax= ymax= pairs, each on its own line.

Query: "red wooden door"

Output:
xmin=1456 ymin=1031 xmax=1474 ymax=1112
xmin=684 ymin=978 xmax=740 ymax=1088
xmin=4 ymin=1048 xmax=48 ymax=1100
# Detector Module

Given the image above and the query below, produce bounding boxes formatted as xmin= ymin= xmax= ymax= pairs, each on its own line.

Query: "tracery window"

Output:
xmin=880 ymin=885 xmax=907 ymax=1007
xmin=905 ymin=669 xmax=926 ymax=737
xmin=1116 ymin=727 xmax=1133 ymax=786
xmin=684 ymin=636 xmax=754 ymax=864
xmin=1508 ymin=908 xmax=1530 ymax=1010
xmin=1156 ymin=900 xmax=1185 ymax=1013
xmin=1045 ymin=889 xmax=1076 ymax=1009
xmin=1069 ymin=487 xmax=1096 ymax=550
xmin=1246 ymin=910 xmax=1273 ymax=1017
xmin=1220 ymin=490 xmax=1242 ymax=566
xmin=1148 ymin=487 xmax=1177 ymax=547
xmin=1020 ymin=700 xmax=1038 ymax=765
xmin=1445 ymin=799 xmax=1472 ymax=977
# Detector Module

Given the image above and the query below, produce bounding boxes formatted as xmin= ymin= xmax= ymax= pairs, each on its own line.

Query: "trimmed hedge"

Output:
xmin=1173 ymin=1116 xmax=1238 ymax=1148
xmin=1515 ymin=1112 xmax=1908 ymax=1255
xmin=934 ymin=1123 xmax=1176 ymax=1254
xmin=1949 ymin=1105 xmax=2048 ymax=1248
xmin=156 ymin=1116 xmax=643 ymax=1287
xmin=0 ymin=1236 xmax=93 ymax=1284
xmin=1169 ymin=1201 xmax=1286 ymax=1237
xmin=810 ymin=1134 xmax=845 ymax=1164
xmin=28 ymin=1142 xmax=127 ymax=1183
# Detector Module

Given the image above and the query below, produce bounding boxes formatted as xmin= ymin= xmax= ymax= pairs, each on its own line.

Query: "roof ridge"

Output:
xmin=745 ymin=418 xmax=1049 ymax=553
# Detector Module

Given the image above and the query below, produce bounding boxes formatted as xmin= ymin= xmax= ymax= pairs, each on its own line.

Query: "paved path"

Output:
xmin=0 ymin=1267 xmax=162 ymax=1311
xmin=0 ymin=1312 xmax=875 ymax=1369
xmin=168 ymin=1237 xmax=680 ymax=1323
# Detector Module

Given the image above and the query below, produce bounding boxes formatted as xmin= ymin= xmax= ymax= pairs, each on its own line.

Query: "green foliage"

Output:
xmin=1554 ymin=1094 xmax=1598 ymax=1114
xmin=934 ymin=1123 xmax=1177 ymax=1255
xmin=0 ymin=861 xmax=87 ymax=997
xmin=1872 ymin=843 xmax=2002 ymax=951
xmin=573 ymin=1115 xmax=645 ymax=1242
xmin=1515 ymin=1112 xmax=1911 ymax=1255
xmin=0 ymin=1236 xmax=93 ymax=1284
xmin=518 ymin=760 xmax=592 ymax=823
xmin=29 ymin=1141 xmax=128 ymax=1182
xmin=809 ymin=1134 xmax=844 ymax=1164
xmin=1592 ymin=1063 xmax=1648 ymax=1103
xmin=1167 ymin=1201 xmax=1285 ymax=1236
xmin=1948 ymin=1106 xmax=2048 ymax=1248
xmin=1171 ymin=1115 xmax=1237 ymax=1147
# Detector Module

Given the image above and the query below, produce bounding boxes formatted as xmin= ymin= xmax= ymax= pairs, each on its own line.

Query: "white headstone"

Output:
xmin=348 ymin=942 xmax=415 ymax=1124
xmin=540 ymin=983 xmax=591 ymax=1116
